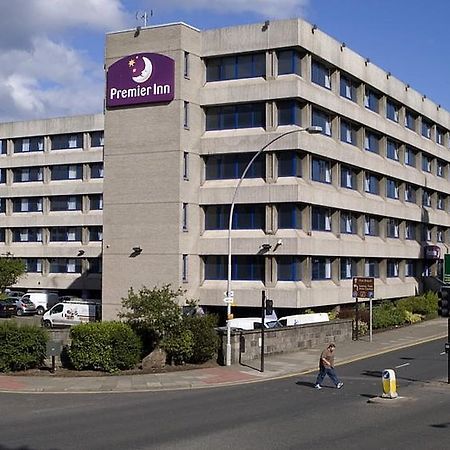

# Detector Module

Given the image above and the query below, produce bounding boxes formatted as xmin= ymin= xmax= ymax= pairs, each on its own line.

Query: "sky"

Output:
xmin=0 ymin=0 xmax=449 ymax=123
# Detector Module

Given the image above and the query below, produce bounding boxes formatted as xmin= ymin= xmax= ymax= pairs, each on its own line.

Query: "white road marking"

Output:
xmin=395 ymin=363 xmax=411 ymax=369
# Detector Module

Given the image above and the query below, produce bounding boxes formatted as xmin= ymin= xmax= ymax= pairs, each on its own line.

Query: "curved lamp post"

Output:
xmin=224 ymin=125 xmax=322 ymax=366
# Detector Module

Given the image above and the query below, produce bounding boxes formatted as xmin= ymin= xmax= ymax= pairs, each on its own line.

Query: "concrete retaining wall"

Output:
xmin=217 ymin=319 xmax=353 ymax=365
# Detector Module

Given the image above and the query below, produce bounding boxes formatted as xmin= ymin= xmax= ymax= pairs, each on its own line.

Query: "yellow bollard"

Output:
xmin=382 ymin=369 xmax=398 ymax=398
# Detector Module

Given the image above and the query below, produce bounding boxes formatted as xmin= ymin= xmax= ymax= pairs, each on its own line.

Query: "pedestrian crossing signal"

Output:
xmin=438 ymin=286 xmax=450 ymax=317
xmin=265 ymin=299 xmax=273 ymax=316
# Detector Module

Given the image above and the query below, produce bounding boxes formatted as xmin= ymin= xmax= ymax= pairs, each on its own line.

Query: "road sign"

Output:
xmin=352 ymin=277 xmax=374 ymax=298
xmin=444 ymin=254 xmax=450 ymax=284
xmin=223 ymin=297 xmax=234 ymax=304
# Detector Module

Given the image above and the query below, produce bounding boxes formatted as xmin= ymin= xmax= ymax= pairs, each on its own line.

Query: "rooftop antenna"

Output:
xmin=136 ymin=10 xmax=152 ymax=27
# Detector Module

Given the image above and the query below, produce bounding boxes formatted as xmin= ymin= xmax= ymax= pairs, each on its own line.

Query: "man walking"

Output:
xmin=315 ymin=343 xmax=343 ymax=389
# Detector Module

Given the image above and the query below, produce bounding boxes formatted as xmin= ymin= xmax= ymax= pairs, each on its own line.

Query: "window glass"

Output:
xmin=364 ymin=88 xmax=379 ymax=113
xmin=405 ymin=147 xmax=416 ymax=167
xmin=364 ymin=130 xmax=380 ymax=154
xmin=277 ymin=49 xmax=302 ymax=76
xmin=204 ymin=255 xmax=264 ymax=281
xmin=364 ymin=259 xmax=379 ymax=277
xmin=204 ymin=204 xmax=265 ymax=230
xmin=277 ymin=100 xmax=302 ymax=126
xmin=386 ymin=139 xmax=399 ymax=161
xmin=206 ymin=103 xmax=265 ymax=131
xmin=364 ymin=173 xmax=379 ymax=195
xmin=277 ymin=256 xmax=302 ymax=281
xmin=312 ymin=257 xmax=331 ymax=280
xmin=312 ymin=206 xmax=332 ymax=231
xmin=386 ymin=179 xmax=399 ymax=199
xmin=312 ymin=108 xmax=332 ymax=136
xmin=278 ymin=204 xmax=302 ymax=229
xmin=13 ymin=137 xmax=44 ymax=153
xmin=340 ymin=258 xmax=357 ymax=279
xmin=386 ymin=100 xmax=399 ymax=122
xmin=91 ymin=131 xmax=104 ymax=147
xmin=340 ymin=120 xmax=357 ymax=145
xmin=340 ymin=75 xmax=357 ymax=101
xmin=340 ymin=166 xmax=356 ymax=189
xmin=311 ymin=60 xmax=331 ymax=89
xmin=364 ymin=216 xmax=379 ymax=236
xmin=340 ymin=212 xmax=357 ymax=234
xmin=278 ymin=151 xmax=302 ymax=177
xmin=312 ymin=158 xmax=331 ymax=183
xmin=205 ymin=153 xmax=265 ymax=180
xmin=51 ymin=133 xmax=82 ymax=150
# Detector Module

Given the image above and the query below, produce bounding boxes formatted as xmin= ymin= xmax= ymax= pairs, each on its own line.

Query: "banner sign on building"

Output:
xmin=106 ymin=53 xmax=175 ymax=108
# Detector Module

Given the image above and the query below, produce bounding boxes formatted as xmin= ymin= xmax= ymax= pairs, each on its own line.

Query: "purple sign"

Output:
xmin=106 ymin=53 xmax=174 ymax=108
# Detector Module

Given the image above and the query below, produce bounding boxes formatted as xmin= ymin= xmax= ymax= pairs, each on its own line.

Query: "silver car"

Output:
xmin=14 ymin=297 xmax=37 ymax=316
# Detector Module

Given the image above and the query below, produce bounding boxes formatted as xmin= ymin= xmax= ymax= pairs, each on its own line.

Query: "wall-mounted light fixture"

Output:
xmin=405 ymin=84 xmax=410 ymax=91
xmin=261 ymin=20 xmax=270 ymax=32
xmin=312 ymin=24 xmax=317 ymax=34
xmin=133 ymin=246 xmax=142 ymax=253
xmin=340 ymin=42 xmax=346 ymax=51
xmin=422 ymin=94 xmax=427 ymax=101
xmin=77 ymin=250 xmax=85 ymax=256
xmin=365 ymin=58 xmax=370 ymax=66
xmin=386 ymin=71 xmax=391 ymax=79
xmin=260 ymin=243 xmax=272 ymax=251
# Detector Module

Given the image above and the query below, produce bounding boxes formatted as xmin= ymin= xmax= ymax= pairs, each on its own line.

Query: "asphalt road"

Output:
xmin=0 ymin=339 xmax=448 ymax=450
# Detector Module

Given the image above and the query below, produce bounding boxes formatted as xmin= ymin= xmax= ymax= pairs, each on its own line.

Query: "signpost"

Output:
xmin=352 ymin=277 xmax=375 ymax=341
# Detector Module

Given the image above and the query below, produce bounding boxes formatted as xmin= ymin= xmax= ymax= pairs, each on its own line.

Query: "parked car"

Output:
xmin=0 ymin=299 xmax=17 ymax=318
xmin=14 ymin=297 xmax=37 ymax=316
xmin=4 ymin=290 xmax=26 ymax=299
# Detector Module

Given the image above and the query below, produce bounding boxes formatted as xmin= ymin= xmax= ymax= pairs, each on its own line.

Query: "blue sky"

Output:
xmin=0 ymin=0 xmax=448 ymax=122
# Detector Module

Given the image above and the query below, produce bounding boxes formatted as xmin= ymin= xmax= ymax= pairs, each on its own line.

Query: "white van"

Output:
xmin=42 ymin=300 xmax=100 ymax=328
xmin=20 ymin=292 xmax=59 ymax=315
xmin=227 ymin=317 xmax=282 ymax=331
xmin=279 ymin=313 xmax=329 ymax=327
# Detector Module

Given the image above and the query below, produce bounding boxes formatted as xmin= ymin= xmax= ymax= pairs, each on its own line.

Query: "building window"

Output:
xmin=437 ymin=194 xmax=446 ymax=210
xmin=90 ymin=131 xmax=104 ymax=147
xmin=89 ymin=226 xmax=103 ymax=241
xmin=204 ymin=255 xmax=264 ymax=281
xmin=0 ymin=228 xmax=4 ymax=242
xmin=206 ymin=52 xmax=266 ymax=82
xmin=340 ymin=75 xmax=357 ymax=102
xmin=90 ymin=163 xmax=104 ymax=179
xmin=204 ymin=204 xmax=265 ymax=230
xmin=387 ymin=260 xmax=399 ymax=278
xmin=405 ymin=146 xmax=416 ymax=167
xmin=386 ymin=178 xmax=399 ymax=199
xmin=277 ymin=49 xmax=302 ymax=76
xmin=422 ymin=190 xmax=432 ymax=207
xmin=24 ymin=258 xmax=42 ymax=273
xmin=340 ymin=119 xmax=357 ymax=145
xmin=422 ymin=225 xmax=432 ymax=242
xmin=50 ymin=227 xmax=82 ymax=242
xmin=422 ymin=154 xmax=432 ymax=172
xmin=436 ymin=127 xmax=445 ymax=145
xmin=364 ymin=130 xmax=380 ymax=154
xmin=422 ymin=119 xmax=432 ymax=139
xmin=184 ymin=51 xmax=189 ymax=78
xmin=364 ymin=216 xmax=379 ymax=236
xmin=312 ymin=108 xmax=332 ymax=136
xmin=364 ymin=173 xmax=379 ymax=195
xmin=311 ymin=60 xmax=331 ymax=89
xmin=405 ymin=222 xmax=416 ymax=240
xmin=90 ymin=195 xmax=103 ymax=211
xmin=277 ymin=256 xmax=302 ymax=281
xmin=405 ymin=260 xmax=416 ymax=277
xmin=405 ymin=110 xmax=417 ymax=130
xmin=205 ymin=152 xmax=265 ymax=180
xmin=386 ymin=139 xmax=399 ymax=161
xmin=340 ymin=258 xmax=357 ymax=279
xmin=278 ymin=204 xmax=302 ymax=229
xmin=182 ymin=203 xmax=188 ymax=231
xmin=184 ymin=101 xmax=189 ymax=129
xmin=312 ymin=158 xmax=331 ymax=183
xmin=183 ymin=152 xmax=189 ymax=180
xmin=340 ymin=166 xmax=356 ymax=190
xmin=437 ymin=160 xmax=445 ymax=178
xmin=51 ymin=133 xmax=83 ymax=150
xmin=364 ymin=259 xmax=379 ymax=277
xmin=13 ymin=197 xmax=43 ymax=213
xmin=312 ymin=257 xmax=331 ymax=280
xmin=50 ymin=195 xmax=82 ymax=212
xmin=182 ymin=254 xmax=188 ymax=282
xmin=387 ymin=219 xmax=399 ymax=238
xmin=340 ymin=212 xmax=357 ymax=234
xmin=13 ymin=167 xmax=43 ymax=183
xmin=51 ymin=164 xmax=83 ymax=181
xmin=88 ymin=258 xmax=102 ymax=274
xmin=404 ymin=184 xmax=416 ymax=203
xmin=0 ymin=139 xmax=6 ymax=154
xmin=386 ymin=100 xmax=400 ymax=122
xmin=278 ymin=151 xmax=302 ymax=177
xmin=0 ymin=199 xmax=5 ymax=214
xmin=364 ymin=88 xmax=380 ymax=113
xmin=0 ymin=169 xmax=4 ymax=184
xmin=49 ymin=258 xmax=82 ymax=274
xmin=12 ymin=228 xmax=42 ymax=243
xmin=206 ymin=103 xmax=265 ymax=131
xmin=13 ymin=137 xmax=44 ymax=153
xmin=437 ymin=227 xmax=446 ymax=243
xmin=312 ymin=206 xmax=332 ymax=231
xmin=277 ymin=100 xmax=302 ymax=126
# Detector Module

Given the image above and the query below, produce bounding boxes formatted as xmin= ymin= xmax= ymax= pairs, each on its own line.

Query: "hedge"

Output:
xmin=0 ymin=322 xmax=48 ymax=372
xmin=184 ymin=314 xmax=219 ymax=364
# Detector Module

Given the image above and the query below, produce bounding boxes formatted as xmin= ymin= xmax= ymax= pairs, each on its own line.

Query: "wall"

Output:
xmin=217 ymin=319 xmax=353 ymax=365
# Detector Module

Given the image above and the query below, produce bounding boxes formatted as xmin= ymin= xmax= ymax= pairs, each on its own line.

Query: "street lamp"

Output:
xmin=224 ymin=125 xmax=322 ymax=366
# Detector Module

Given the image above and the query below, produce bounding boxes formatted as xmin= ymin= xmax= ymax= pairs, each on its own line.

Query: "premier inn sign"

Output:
xmin=106 ymin=53 xmax=175 ymax=108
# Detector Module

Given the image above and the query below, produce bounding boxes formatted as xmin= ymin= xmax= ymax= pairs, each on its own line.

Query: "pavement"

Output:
xmin=0 ymin=318 xmax=447 ymax=394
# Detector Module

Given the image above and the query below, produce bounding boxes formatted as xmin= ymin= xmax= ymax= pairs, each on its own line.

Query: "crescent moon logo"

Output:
xmin=132 ymin=56 xmax=153 ymax=83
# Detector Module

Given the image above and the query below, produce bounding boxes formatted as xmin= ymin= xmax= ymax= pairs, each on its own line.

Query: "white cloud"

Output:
xmin=151 ymin=0 xmax=309 ymax=19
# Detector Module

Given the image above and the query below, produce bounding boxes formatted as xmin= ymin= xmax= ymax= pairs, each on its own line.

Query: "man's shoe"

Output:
xmin=337 ymin=382 xmax=344 ymax=389
xmin=315 ymin=384 xmax=322 ymax=389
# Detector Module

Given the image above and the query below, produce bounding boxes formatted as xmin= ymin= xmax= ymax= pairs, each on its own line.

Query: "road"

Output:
xmin=0 ymin=339 xmax=448 ymax=450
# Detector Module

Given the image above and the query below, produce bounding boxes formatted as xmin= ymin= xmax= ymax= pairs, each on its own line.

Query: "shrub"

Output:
xmin=68 ymin=322 xmax=141 ymax=372
xmin=397 ymin=292 xmax=438 ymax=318
xmin=161 ymin=329 xmax=194 ymax=365
xmin=353 ymin=320 xmax=368 ymax=337
xmin=404 ymin=310 xmax=422 ymax=324
xmin=372 ymin=301 xmax=407 ymax=329
xmin=0 ymin=322 xmax=48 ymax=372
xmin=184 ymin=314 xmax=219 ymax=364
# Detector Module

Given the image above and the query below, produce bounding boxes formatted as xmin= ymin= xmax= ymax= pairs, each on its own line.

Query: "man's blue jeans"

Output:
xmin=315 ymin=366 xmax=340 ymax=386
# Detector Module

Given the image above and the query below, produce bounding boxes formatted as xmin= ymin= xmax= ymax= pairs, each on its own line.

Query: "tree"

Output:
xmin=0 ymin=257 xmax=26 ymax=293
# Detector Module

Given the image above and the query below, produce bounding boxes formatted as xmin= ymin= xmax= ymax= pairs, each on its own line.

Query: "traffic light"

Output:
xmin=265 ymin=299 xmax=274 ymax=316
xmin=438 ymin=286 xmax=450 ymax=317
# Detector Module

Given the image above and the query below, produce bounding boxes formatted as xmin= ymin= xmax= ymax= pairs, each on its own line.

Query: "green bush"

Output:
xmin=68 ymin=322 xmax=141 ymax=372
xmin=0 ymin=322 xmax=48 ymax=372
xmin=184 ymin=314 xmax=219 ymax=364
xmin=372 ymin=301 xmax=407 ymax=329
xmin=397 ymin=292 xmax=438 ymax=318
xmin=161 ymin=329 xmax=194 ymax=365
